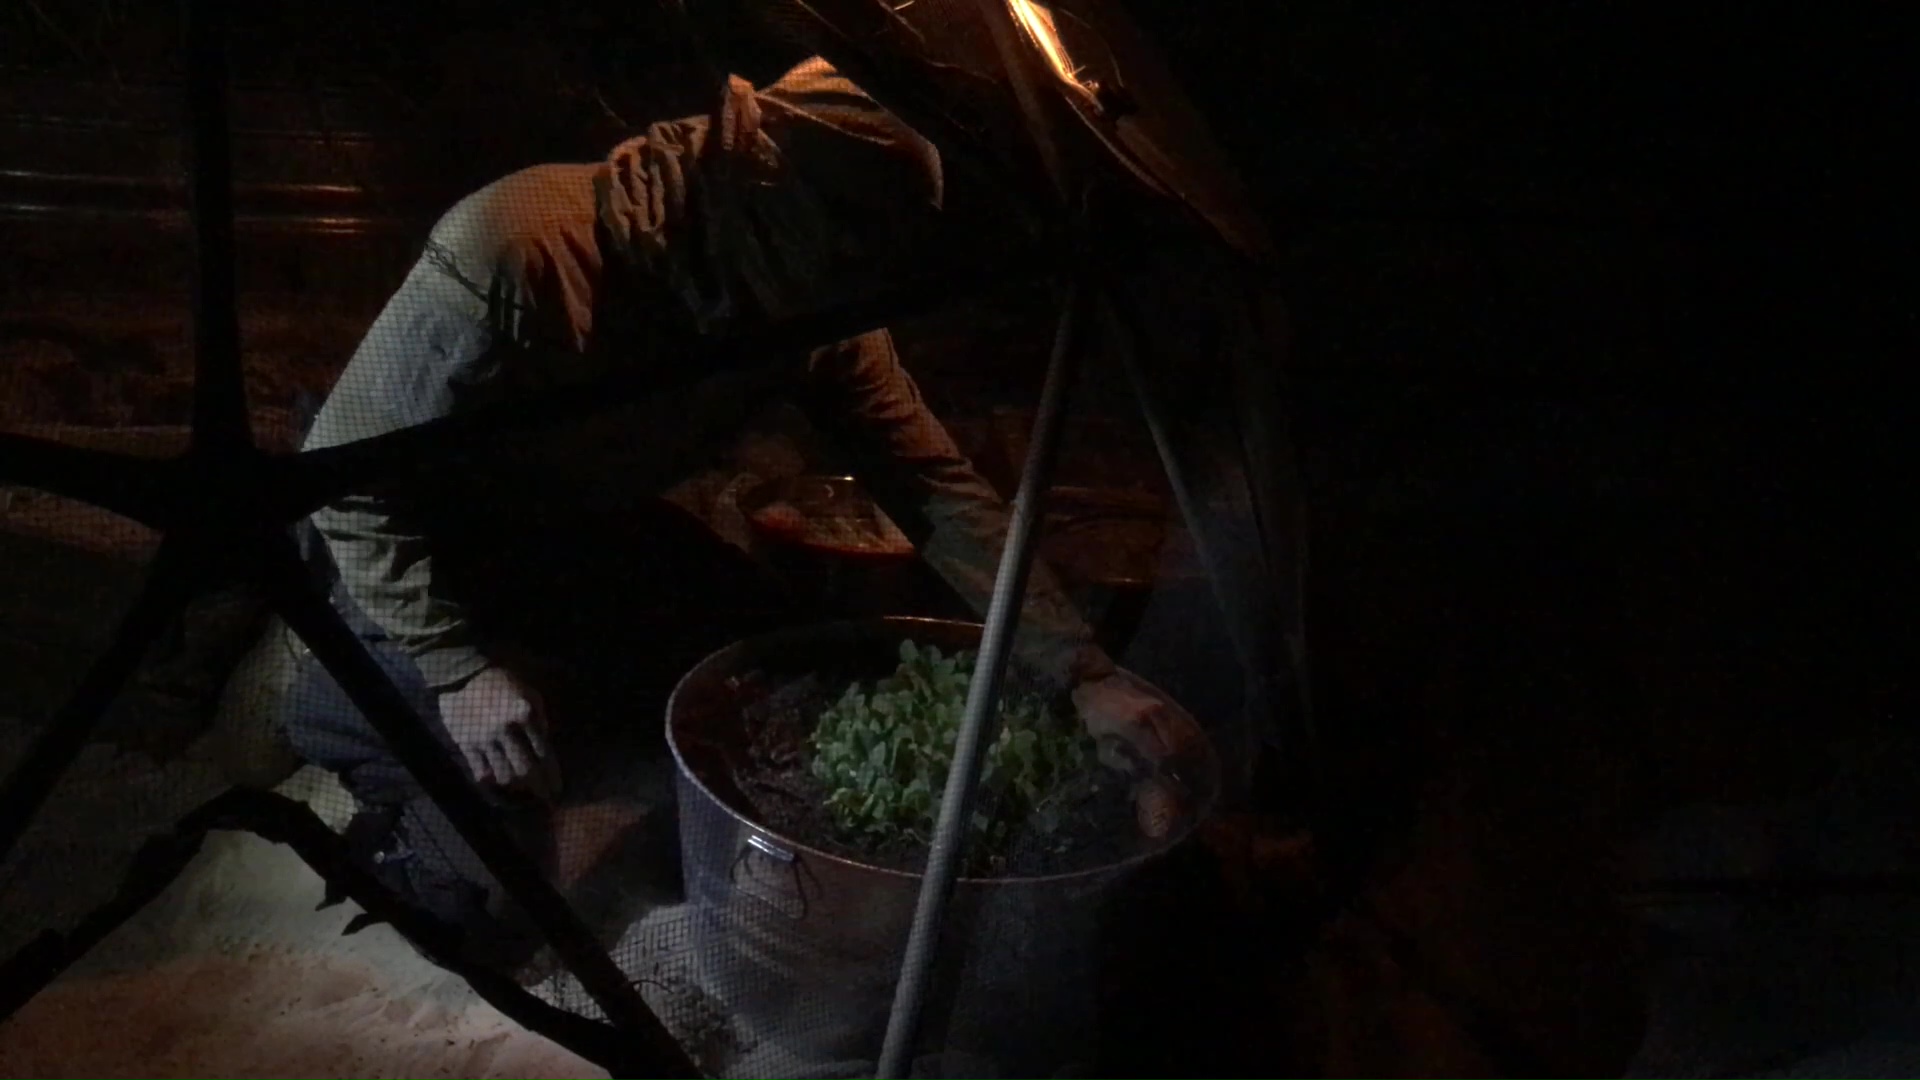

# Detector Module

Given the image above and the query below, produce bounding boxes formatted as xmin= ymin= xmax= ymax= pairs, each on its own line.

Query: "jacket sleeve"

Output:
xmin=299 ymin=260 xmax=494 ymax=695
xmin=804 ymin=330 xmax=1117 ymax=690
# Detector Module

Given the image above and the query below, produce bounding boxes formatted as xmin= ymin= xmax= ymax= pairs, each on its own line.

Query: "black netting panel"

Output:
xmin=2 ymin=3 xmax=1292 ymax=1076
xmin=0 ymin=492 xmax=177 ymax=956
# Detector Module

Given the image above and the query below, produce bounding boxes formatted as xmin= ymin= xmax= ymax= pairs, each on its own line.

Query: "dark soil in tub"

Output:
xmin=722 ymin=669 xmax=1143 ymax=878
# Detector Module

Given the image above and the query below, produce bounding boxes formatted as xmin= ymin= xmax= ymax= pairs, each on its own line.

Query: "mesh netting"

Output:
xmin=1 ymin=3 xmax=1291 ymax=1076
xmin=0 ymin=490 xmax=170 ymax=956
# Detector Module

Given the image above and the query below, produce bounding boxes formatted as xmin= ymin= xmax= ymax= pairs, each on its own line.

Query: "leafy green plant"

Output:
xmin=808 ymin=640 xmax=1097 ymax=850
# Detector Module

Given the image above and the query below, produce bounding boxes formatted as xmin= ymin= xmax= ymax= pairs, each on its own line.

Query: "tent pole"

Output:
xmin=878 ymin=3 xmax=1095 ymax=1071
xmin=875 ymin=269 xmax=1094 ymax=1078
xmin=1106 ymin=309 xmax=1274 ymax=807
xmin=0 ymin=0 xmax=249 ymax=873
xmin=182 ymin=0 xmax=251 ymax=453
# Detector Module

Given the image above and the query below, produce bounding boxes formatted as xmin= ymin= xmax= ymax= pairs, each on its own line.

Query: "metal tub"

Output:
xmin=665 ymin=617 xmax=1218 ymax=1077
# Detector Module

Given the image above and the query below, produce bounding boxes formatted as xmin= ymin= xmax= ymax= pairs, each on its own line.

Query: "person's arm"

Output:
xmin=804 ymin=332 xmax=1193 ymax=838
xmin=302 ymin=493 xmax=491 ymax=694
xmin=301 ymin=254 xmax=560 ymax=798
xmin=801 ymin=330 xmax=1116 ymax=690
xmin=300 ymin=266 xmax=494 ymax=696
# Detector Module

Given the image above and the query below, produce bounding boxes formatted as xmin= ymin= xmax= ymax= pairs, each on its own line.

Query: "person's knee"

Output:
xmin=278 ymin=630 xmax=450 ymax=787
xmin=201 ymin=617 xmax=303 ymax=789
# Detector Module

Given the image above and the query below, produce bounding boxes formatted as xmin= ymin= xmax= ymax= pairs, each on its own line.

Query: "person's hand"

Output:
xmin=440 ymin=666 xmax=561 ymax=801
xmin=1072 ymin=673 xmax=1192 ymax=839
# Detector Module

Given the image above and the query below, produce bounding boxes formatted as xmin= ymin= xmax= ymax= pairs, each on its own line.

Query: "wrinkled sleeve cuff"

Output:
xmin=410 ymin=643 xmax=493 ymax=696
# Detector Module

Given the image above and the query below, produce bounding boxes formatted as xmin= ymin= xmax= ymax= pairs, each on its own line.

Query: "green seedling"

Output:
xmin=809 ymin=640 xmax=1097 ymax=851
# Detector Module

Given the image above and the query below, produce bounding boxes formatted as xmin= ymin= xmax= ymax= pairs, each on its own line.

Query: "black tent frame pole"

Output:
xmin=875 ymin=266 xmax=1094 ymax=1079
xmin=173 ymin=4 xmax=695 ymax=1067
xmin=0 ymin=0 xmax=248 ymax=871
xmin=182 ymin=5 xmax=685 ymax=1063
xmin=876 ymin=1 xmax=1092 ymax=1072
xmin=0 ymin=787 xmax=661 ymax=1077
xmin=0 ymin=2 xmax=700 ymax=1070
xmin=183 ymin=0 xmax=249 ymax=454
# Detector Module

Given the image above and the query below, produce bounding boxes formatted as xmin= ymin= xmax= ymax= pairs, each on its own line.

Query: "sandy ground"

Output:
xmin=0 ymin=737 xmax=604 ymax=1079
xmin=4 ymin=954 xmax=590 ymax=1077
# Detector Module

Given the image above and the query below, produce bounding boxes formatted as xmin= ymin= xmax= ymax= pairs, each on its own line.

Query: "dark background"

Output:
xmin=2 ymin=0 xmax=1907 ymax=892
xmin=1 ymin=1 xmax=1912 ymax=1072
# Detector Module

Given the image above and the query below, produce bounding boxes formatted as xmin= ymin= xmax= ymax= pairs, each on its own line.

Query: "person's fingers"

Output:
xmin=462 ymin=744 xmax=495 ymax=787
xmin=1134 ymin=777 xmax=1181 ymax=840
xmin=521 ymin=715 xmax=553 ymax=762
xmin=1075 ymin=678 xmax=1182 ymax=762
xmin=521 ymin=722 xmax=564 ymax=800
xmin=481 ymin=742 xmax=518 ymax=788
xmin=496 ymin=727 xmax=536 ymax=785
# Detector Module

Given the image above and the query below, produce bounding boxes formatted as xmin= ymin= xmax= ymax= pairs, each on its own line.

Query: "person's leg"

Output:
xmin=278 ymin=593 xmax=549 ymax=966
xmin=440 ymin=498 xmax=794 ymax=932
xmin=202 ymin=614 xmax=305 ymax=789
xmin=271 ymin=164 xmax=624 ymax=964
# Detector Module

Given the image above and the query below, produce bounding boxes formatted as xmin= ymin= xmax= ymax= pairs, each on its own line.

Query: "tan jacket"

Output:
xmin=303 ymin=59 xmax=1110 ymax=696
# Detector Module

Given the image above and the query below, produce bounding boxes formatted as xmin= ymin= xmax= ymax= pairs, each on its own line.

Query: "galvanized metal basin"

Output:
xmin=665 ymin=616 xmax=1218 ymax=1077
